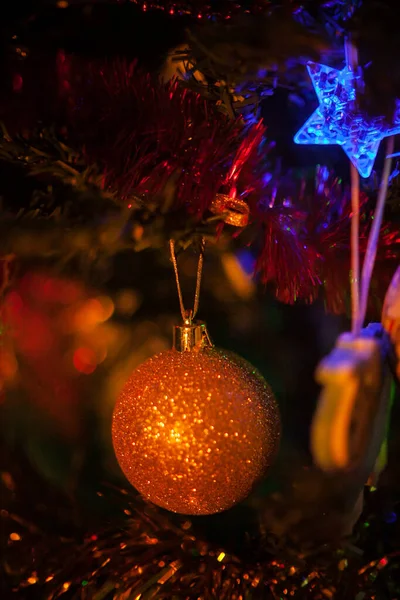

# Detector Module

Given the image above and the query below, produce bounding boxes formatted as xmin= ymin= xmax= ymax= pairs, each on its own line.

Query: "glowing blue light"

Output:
xmin=385 ymin=511 xmax=397 ymax=524
xmin=237 ymin=249 xmax=255 ymax=275
xmin=294 ymin=62 xmax=400 ymax=178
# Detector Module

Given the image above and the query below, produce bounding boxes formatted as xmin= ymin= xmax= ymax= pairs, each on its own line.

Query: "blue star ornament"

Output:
xmin=294 ymin=62 xmax=400 ymax=178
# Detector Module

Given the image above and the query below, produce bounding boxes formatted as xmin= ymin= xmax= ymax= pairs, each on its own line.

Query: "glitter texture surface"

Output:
xmin=112 ymin=347 xmax=280 ymax=515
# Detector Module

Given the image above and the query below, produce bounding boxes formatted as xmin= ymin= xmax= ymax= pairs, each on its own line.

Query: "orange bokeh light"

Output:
xmin=73 ymin=297 xmax=114 ymax=331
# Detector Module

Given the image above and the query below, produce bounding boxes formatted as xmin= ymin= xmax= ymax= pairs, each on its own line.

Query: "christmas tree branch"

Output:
xmin=1 ymin=121 xmax=399 ymax=313
xmin=1 ymin=56 xmax=399 ymax=312
xmin=178 ymin=13 xmax=331 ymax=120
xmin=2 ymin=452 xmax=400 ymax=600
xmin=0 ymin=128 xmax=224 ymax=263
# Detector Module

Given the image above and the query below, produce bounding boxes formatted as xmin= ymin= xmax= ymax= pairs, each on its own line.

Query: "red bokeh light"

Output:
xmin=73 ymin=347 xmax=97 ymax=375
xmin=12 ymin=74 xmax=23 ymax=92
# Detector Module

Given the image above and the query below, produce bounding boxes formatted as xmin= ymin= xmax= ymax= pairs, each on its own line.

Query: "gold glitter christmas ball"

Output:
xmin=112 ymin=343 xmax=280 ymax=515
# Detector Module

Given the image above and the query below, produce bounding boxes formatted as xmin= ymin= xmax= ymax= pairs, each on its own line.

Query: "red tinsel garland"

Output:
xmin=245 ymin=162 xmax=400 ymax=311
xmin=45 ymin=0 xmax=274 ymax=19
xmin=61 ymin=55 xmax=243 ymax=217
xmin=59 ymin=56 xmax=400 ymax=313
xmin=131 ymin=0 xmax=272 ymax=19
xmin=1 ymin=53 xmax=399 ymax=314
xmin=254 ymin=206 xmax=320 ymax=304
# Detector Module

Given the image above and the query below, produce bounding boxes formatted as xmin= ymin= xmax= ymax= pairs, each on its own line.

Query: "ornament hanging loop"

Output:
xmin=169 ymin=238 xmax=212 ymax=351
xmin=184 ymin=309 xmax=194 ymax=325
xmin=173 ymin=320 xmax=213 ymax=352
xmin=169 ymin=237 xmax=205 ymax=325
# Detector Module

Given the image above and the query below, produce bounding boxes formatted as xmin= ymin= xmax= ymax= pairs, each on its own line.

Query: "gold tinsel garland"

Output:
xmin=1 ymin=462 xmax=400 ymax=600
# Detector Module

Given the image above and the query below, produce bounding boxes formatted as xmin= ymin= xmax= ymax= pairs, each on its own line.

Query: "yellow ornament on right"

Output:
xmin=382 ymin=266 xmax=400 ymax=380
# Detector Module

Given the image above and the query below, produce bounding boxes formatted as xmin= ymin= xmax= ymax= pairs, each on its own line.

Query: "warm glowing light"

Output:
xmin=20 ymin=314 xmax=53 ymax=358
xmin=115 ymin=290 xmax=139 ymax=316
xmin=1 ymin=472 xmax=15 ymax=490
xmin=0 ymin=349 xmax=18 ymax=382
xmin=73 ymin=297 xmax=114 ymax=332
xmin=5 ymin=291 xmax=23 ymax=316
xmin=378 ymin=557 xmax=389 ymax=568
xmin=39 ymin=275 xmax=80 ymax=304
xmin=112 ymin=347 xmax=280 ymax=515
xmin=73 ymin=347 xmax=97 ymax=374
xmin=217 ymin=552 xmax=226 ymax=562
xmin=221 ymin=253 xmax=254 ymax=300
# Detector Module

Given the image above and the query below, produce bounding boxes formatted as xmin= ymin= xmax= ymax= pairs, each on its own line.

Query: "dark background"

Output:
xmin=0 ymin=0 xmax=399 ymax=571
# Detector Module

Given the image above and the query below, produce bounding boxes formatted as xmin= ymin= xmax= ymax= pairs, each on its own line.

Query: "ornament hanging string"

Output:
xmin=356 ymin=136 xmax=394 ymax=333
xmin=346 ymin=39 xmax=394 ymax=333
xmin=346 ymin=39 xmax=361 ymax=334
xmin=169 ymin=238 xmax=205 ymax=324
xmin=350 ymin=162 xmax=360 ymax=334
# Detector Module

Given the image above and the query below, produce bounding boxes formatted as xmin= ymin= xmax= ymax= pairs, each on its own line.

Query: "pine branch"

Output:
xmin=2 ymin=452 xmax=400 ymax=600
xmin=172 ymin=11 xmax=338 ymax=123
xmin=0 ymin=126 xmax=119 ymax=213
xmin=0 ymin=128 xmax=225 ymax=265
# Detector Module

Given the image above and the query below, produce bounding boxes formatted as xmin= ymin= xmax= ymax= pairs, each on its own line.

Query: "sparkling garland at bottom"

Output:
xmin=2 ymin=473 xmax=400 ymax=600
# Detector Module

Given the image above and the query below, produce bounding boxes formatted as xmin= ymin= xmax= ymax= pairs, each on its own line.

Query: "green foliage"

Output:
xmin=0 ymin=127 xmax=222 ymax=267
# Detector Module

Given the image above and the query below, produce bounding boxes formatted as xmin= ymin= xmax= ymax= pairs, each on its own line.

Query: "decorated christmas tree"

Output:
xmin=1 ymin=1 xmax=400 ymax=598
